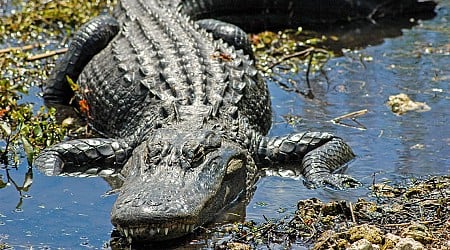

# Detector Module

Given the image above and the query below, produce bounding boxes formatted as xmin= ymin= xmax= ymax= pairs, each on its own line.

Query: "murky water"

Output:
xmin=1 ymin=1 xmax=449 ymax=248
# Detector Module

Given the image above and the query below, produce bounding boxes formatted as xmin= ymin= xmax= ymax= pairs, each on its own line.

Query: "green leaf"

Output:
xmin=66 ymin=75 xmax=79 ymax=92
xmin=21 ymin=136 xmax=34 ymax=166
xmin=33 ymin=125 xmax=43 ymax=138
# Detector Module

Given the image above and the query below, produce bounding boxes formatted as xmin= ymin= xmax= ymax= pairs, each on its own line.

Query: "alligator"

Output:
xmin=34 ymin=0 xmax=436 ymax=243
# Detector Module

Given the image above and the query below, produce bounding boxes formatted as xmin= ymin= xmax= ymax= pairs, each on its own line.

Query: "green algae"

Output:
xmin=0 ymin=0 xmax=117 ymax=42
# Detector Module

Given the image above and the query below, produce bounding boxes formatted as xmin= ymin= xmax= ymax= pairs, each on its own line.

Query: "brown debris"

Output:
xmin=387 ymin=93 xmax=431 ymax=115
xmin=216 ymin=176 xmax=450 ymax=249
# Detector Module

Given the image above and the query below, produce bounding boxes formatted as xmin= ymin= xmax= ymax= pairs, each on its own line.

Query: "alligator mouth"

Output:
xmin=111 ymin=141 xmax=249 ymax=242
xmin=116 ymin=222 xmax=197 ymax=242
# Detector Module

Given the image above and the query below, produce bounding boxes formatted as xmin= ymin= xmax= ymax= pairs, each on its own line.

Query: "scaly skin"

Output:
xmin=34 ymin=0 xmax=435 ymax=242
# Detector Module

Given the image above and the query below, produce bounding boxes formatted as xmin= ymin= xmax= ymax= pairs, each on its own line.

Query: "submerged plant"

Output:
xmin=0 ymin=78 xmax=66 ymax=168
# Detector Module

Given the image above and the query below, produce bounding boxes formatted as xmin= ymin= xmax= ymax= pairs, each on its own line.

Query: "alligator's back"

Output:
xmin=77 ymin=0 xmax=271 ymax=140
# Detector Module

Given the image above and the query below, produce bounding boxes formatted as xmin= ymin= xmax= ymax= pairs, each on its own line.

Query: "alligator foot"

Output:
xmin=257 ymin=131 xmax=360 ymax=189
xmin=34 ymin=138 xmax=132 ymax=176
xmin=44 ymin=14 xmax=119 ymax=105
xmin=304 ymin=173 xmax=361 ymax=190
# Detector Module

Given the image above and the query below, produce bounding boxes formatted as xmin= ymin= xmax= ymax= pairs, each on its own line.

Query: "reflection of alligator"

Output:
xmin=34 ymin=0 xmax=436 ymax=242
xmin=168 ymin=0 xmax=437 ymax=31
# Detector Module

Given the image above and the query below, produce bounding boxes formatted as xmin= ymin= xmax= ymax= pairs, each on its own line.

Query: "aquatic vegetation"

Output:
xmin=252 ymin=28 xmax=333 ymax=73
xmin=0 ymin=0 xmax=117 ymax=41
xmin=0 ymin=1 xmax=119 ymax=169
xmin=0 ymin=55 xmax=66 ymax=168
xmin=251 ymin=29 xmax=334 ymax=98
xmin=212 ymin=176 xmax=450 ymax=249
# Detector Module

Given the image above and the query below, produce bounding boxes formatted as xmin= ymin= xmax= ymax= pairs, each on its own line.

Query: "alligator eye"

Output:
xmin=192 ymin=146 xmax=205 ymax=163
xmin=187 ymin=146 xmax=215 ymax=169
xmin=192 ymin=146 xmax=216 ymax=164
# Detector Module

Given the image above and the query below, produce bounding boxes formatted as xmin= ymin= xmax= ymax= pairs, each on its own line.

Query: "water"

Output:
xmin=249 ymin=2 xmax=449 ymax=222
xmin=0 ymin=172 xmax=115 ymax=248
xmin=1 ymin=1 xmax=449 ymax=248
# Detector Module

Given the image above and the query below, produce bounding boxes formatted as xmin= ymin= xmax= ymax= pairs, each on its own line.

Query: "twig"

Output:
xmin=349 ymin=201 xmax=356 ymax=224
xmin=331 ymin=109 xmax=368 ymax=130
xmin=332 ymin=109 xmax=368 ymax=122
xmin=27 ymin=48 xmax=68 ymax=61
xmin=0 ymin=43 xmax=43 ymax=54
xmin=263 ymin=47 xmax=331 ymax=99
xmin=267 ymin=47 xmax=330 ymax=70
xmin=268 ymin=47 xmax=314 ymax=69
xmin=304 ymin=51 xmax=315 ymax=99
xmin=312 ymin=230 xmax=335 ymax=250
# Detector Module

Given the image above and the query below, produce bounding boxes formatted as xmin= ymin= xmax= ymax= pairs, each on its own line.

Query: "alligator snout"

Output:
xmin=111 ymin=138 xmax=253 ymax=241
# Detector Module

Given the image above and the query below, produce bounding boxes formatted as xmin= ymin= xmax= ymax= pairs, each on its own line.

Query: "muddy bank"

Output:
xmin=213 ymin=175 xmax=450 ymax=249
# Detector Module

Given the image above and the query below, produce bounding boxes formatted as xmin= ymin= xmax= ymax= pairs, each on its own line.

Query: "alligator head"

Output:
xmin=111 ymin=129 xmax=256 ymax=241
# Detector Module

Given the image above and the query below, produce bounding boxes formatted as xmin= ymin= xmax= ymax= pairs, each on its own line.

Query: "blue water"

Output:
xmin=249 ymin=2 xmax=449 ymax=221
xmin=1 ymin=1 xmax=449 ymax=248
xmin=0 ymin=173 xmax=115 ymax=248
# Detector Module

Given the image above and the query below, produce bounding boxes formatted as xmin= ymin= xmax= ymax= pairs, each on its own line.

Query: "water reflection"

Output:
xmin=0 ymin=167 xmax=33 ymax=211
xmin=317 ymin=14 xmax=437 ymax=55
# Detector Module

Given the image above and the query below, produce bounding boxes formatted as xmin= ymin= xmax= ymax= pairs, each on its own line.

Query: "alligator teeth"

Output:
xmin=118 ymin=224 xmax=197 ymax=238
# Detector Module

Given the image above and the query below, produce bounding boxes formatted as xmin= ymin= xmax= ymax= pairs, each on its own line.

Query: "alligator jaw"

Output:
xmin=116 ymin=222 xmax=197 ymax=242
xmin=110 ymin=134 xmax=251 ymax=242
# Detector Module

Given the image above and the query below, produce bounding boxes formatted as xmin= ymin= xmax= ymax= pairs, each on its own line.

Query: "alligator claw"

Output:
xmin=34 ymin=152 xmax=64 ymax=176
xmin=326 ymin=174 xmax=361 ymax=190
xmin=304 ymin=174 xmax=361 ymax=190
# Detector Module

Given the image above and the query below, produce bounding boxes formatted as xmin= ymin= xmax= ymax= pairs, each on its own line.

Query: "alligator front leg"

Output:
xmin=44 ymin=15 xmax=119 ymax=104
xmin=257 ymin=132 xmax=360 ymax=189
xmin=34 ymin=138 xmax=132 ymax=176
